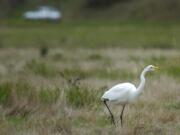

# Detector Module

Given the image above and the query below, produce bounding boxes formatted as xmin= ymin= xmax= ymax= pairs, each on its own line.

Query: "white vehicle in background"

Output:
xmin=23 ymin=6 xmax=62 ymax=20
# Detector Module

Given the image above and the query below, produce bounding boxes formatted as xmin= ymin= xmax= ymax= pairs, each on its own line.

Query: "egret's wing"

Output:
xmin=102 ymin=83 xmax=136 ymax=102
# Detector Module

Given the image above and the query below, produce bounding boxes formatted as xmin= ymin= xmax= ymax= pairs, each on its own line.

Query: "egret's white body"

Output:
xmin=101 ymin=65 xmax=159 ymax=126
xmin=102 ymin=83 xmax=137 ymax=104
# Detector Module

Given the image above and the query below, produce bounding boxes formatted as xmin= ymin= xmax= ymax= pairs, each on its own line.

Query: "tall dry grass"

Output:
xmin=0 ymin=48 xmax=179 ymax=135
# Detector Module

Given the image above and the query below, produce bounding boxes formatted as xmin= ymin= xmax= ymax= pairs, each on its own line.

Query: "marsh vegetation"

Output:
xmin=0 ymin=21 xmax=179 ymax=135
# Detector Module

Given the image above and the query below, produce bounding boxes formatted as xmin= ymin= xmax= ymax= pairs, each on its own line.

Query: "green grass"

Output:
xmin=7 ymin=115 xmax=27 ymax=130
xmin=60 ymin=67 xmax=135 ymax=80
xmin=164 ymin=101 xmax=180 ymax=110
xmin=87 ymin=53 xmax=104 ymax=60
xmin=15 ymin=81 xmax=33 ymax=98
xmin=0 ymin=20 xmax=179 ymax=134
xmin=51 ymin=52 xmax=64 ymax=61
xmin=26 ymin=59 xmax=57 ymax=77
xmin=66 ymin=85 xmax=100 ymax=108
xmin=166 ymin=66 xmax=180 ymax=79
xmin=0 ymin=47 xmax=179 ymax=134
xmin=0 ymin=20 xmax=180 ymax=49
xmin=0 ymin=82 xmax=12 ymax=106
xmin=89 ymin=68 xmax=135 ymax=80
xmin=0 ymin=81 xmax=37 ymax=109
xmin=60 ymin=68 xmax=87 ymax=80
xmin=134 ymin=55 xmax=180 ymax=80
xmin=39 ymin=88 xmax=60 ymax=104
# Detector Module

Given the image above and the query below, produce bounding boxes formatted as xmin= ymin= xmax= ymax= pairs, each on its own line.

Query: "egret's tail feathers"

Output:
xmin=101 ymin=98 xmax=109 ymax=102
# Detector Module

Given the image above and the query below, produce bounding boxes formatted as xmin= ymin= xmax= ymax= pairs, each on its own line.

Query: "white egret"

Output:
xmin=101 ymin=65 xmax=159 ymax=126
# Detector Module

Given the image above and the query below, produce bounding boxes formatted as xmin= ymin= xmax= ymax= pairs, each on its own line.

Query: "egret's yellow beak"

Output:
xmin=153 ymin=66 xmax=159 ymax=70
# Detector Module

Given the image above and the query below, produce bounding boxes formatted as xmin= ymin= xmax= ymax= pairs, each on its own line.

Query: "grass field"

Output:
xmin=0 ymin=20 xmax=180 ymax=49
xmin=0 ymin=20 xmax=180 ymax=135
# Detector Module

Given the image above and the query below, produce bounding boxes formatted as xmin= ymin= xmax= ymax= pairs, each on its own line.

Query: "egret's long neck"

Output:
xmin=136 ymin=69 xmax=147 ymax=94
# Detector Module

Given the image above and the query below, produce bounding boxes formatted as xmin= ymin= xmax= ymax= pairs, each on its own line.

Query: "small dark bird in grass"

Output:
xmin=40 ymin=46 xmax=48 ymax=57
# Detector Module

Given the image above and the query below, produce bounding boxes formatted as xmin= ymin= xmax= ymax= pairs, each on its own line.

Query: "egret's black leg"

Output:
xmin=120 ymin=104 xmax=126 ymax=127
xmin=103 ymin=100 xmax=116 ymax=126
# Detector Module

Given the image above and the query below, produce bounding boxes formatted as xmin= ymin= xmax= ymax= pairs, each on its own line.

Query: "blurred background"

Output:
xmin=1 ymin=0 xmax=180 ymax=20
xmin=0 ymin=0 xmax=180 ymax=135
xmin=0 ymin=0 xmax=180 ymax=48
